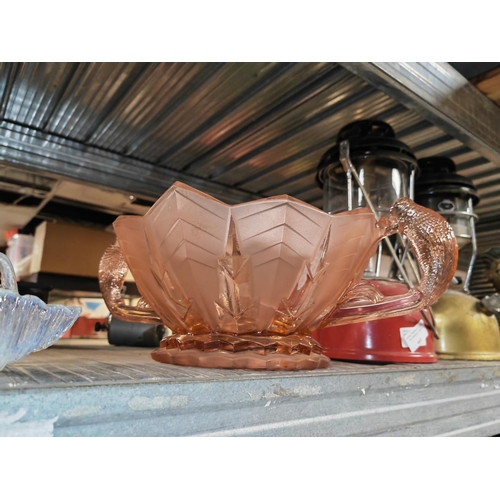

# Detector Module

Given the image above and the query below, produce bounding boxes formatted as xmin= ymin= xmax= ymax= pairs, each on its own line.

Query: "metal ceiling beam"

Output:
xmin=340 ymin=62 xmax=500 ymax=167
xmin=0 ymin=121 xmax=260 ymax=205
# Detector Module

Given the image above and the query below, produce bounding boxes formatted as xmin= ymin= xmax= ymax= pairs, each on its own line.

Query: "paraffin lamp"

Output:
xmin=415 ymin=157 xmax=500 ymax=360
xmin=312 ymin=120 xmax=438 ymax=363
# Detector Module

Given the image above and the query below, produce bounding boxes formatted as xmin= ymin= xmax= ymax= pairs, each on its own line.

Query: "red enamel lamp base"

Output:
xmin=312 ymin=280 xmax=437 ymax=363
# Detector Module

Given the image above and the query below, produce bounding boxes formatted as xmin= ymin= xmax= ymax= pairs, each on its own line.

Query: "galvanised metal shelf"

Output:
xmin=1 ymin=339 xmax=500 ymax=437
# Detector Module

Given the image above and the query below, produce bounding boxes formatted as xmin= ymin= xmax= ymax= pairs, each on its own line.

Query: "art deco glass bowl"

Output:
xmin=99 ymin=182 xmax=458 ymax=370
xmin=0 ymin=253 xmax=81 ymax=370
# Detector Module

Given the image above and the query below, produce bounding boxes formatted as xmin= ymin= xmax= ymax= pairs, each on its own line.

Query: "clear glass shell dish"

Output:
xmin=0 ymin=253 xmax=81 ymax=370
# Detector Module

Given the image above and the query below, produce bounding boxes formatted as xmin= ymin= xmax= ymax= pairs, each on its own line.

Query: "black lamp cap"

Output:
xmin=415 ymin=156 xmax=479 ymax=205
xmin=316 ymin=120 xmax=418 ymax=188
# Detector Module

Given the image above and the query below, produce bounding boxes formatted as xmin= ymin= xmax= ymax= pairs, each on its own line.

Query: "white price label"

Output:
xmin=400 ymin=319 xmax=428 ymax=353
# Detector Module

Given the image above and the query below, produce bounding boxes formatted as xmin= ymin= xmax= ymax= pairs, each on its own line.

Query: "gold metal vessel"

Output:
xmin=433 ymin=290 xmax=500 ymax=360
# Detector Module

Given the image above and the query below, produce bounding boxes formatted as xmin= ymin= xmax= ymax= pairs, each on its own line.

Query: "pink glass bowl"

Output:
xmin=99 ymin=182 xmax=457 ymax=370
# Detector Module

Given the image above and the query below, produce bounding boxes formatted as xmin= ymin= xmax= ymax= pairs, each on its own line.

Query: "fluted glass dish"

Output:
xmin=99 ymin=182 xmax=458 ymax=370
xmin=0 ymin=253 xmax=81 ymax=370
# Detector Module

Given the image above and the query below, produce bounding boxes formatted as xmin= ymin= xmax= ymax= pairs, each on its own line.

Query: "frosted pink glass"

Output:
xmin=99 ymin=182 xmax=458 ymax=370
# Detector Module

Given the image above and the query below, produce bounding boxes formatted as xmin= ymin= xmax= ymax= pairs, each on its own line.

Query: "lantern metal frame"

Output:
xmin=339 ymin=140 xmax=438 ymax=338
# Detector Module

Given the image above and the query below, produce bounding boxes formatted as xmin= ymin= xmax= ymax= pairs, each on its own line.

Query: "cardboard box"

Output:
xmin=30 ymin=221 xmax=117 ymax=278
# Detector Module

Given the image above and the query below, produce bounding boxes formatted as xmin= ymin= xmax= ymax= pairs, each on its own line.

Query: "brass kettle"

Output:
xmin=432 ymin=290 xmax=500 ymax=360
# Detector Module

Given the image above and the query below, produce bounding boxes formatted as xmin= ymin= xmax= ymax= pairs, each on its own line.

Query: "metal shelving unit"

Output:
xmin=1 ymin=62 xmax=500 ymax=436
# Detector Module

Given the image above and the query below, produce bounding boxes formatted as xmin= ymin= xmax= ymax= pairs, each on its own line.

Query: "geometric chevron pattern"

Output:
xmin=113 ymin=181 xmax=384 ymax=335
xmin=105 ymin=182 xmax=458 ymax=369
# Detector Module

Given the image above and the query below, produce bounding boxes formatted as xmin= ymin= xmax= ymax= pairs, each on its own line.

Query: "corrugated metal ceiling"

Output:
xmin=0 ymin=62 xmax=498 ymax=250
